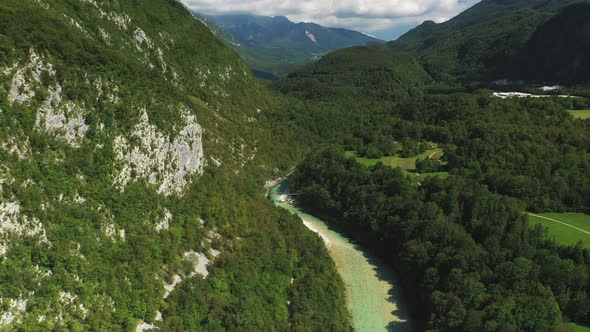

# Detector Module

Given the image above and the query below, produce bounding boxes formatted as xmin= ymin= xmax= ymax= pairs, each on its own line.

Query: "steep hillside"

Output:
xmin=390 ymin=0 xmax=590 ymax=83
xmin=272 ymin=45 xmax=432 ymax=101
xmin=520 ymin=3 xmax=590 ymax=83
xmin=393 ymin=0 xmax=584 ymax=51
xmin=0 ymin=0 xmax=350 ymax=330
xmin=199 ymin=14 xmax=382 ymax=78
xmin=277 ymin=0 xmax=590 ymax=87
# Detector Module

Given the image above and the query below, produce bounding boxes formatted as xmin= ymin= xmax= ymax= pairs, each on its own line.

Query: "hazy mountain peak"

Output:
xmin=199 ymin=12 xmax=383 ymax=78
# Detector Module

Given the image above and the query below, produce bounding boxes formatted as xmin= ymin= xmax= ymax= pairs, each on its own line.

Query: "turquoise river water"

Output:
xmin=270 ymin=180 xmax=412 ymax=332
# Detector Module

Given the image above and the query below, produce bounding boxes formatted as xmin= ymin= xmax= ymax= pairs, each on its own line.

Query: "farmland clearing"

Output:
xmin=528 ymin=213 xmax=590 ymax=248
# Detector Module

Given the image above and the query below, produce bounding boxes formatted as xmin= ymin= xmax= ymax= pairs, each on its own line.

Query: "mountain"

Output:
xmin=393 ymin=0 xmax=585 ymax=51
xmin=276 ymin=0 xmax=590 ymax=88
xmin=520 ymin=3 xmax=590 ymax=83
xmin=0 ymin=0 xmax=349 ymax=330
xmin=390 ymin=0 xmax=590 ymax=83
xmin=273 ymin=45 xmax=432 ymax=101
xmin=197 ymin=13 xmax=383 ymax=79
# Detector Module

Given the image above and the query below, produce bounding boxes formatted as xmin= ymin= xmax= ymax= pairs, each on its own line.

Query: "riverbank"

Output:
xmin=269 ymin=180 xmax=412 ymax=332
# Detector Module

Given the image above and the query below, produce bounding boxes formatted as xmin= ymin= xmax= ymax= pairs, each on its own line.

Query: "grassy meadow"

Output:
xmin=568 ymin=110 xmax=590 ymax=119
xmin=345 ymin=148 xmax=443 ymax=170
xmin=529 ymin=213 xmax=590 ymax=248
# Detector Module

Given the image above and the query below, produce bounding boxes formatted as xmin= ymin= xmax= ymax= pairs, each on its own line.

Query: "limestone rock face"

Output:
xmin=0 ymin=0 xmax=265 ymax=329
xmin=113 ymin=109 xmax=204 ymax=196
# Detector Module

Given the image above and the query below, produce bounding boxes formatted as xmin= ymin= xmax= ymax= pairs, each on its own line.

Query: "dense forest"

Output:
xmin=292 ymin=147 xmax=590 ymax=331
xmin=271 ymin=9 xmax=590 ymax=327
xmin=3 ymin=0 xmax=590 ymax=330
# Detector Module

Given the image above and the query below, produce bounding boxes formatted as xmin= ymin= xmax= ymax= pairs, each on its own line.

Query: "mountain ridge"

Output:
xmin=196 ymin=13 xmax=383 ymax=78
xmin=0 ymin=0 xmax=350 ymax=330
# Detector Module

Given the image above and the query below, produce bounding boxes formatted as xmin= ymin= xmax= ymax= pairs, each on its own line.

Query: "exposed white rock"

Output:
xmin=58 ymin=292 xmax=88 ymax=320
xmin=113 ymin=108 xmax=204 ymax=196
xmin=219 ymin=65 xmax=233 ymax=82
xmin=155 ymin=209 xmax=172 ymax=232
xmin=183 ymin=251 xmax=211 ymax=278
xmin=134 ymin=28 xmax=153 ymax=49
xmin=211 ymin=156 xmax=222 ymax=167
xmin=161 ymin=247 xmax=219 ymax=302
xmin=1 ymin=137 xmax=29 ymax=159
xmin=93 ymin=77 xmax=119 ymax=104
xmin=0 ymin=201 xmax=48 ymax=256
xmin=108 ymin=12 xmax=131 ymax=30
xmin=103 ymin=221 xmax=125 ymax=241
xmin=156 ymin=48 xmax=167 ymax=73
xmin=98 ymin=27 xmax=111 ymax=45
xmin=136 ymin=321 xmax=158 ymax=332
xmin=305 ymin=30 xmax=318 ymax=43
xmin=32 ymin=0 xmax=50 ymax=9
xmin=0 ymin=297 xmax=28 ymax=326
xmin=163 ymin=275 xmax=182 ymax=299
xmin=4 ymin=50 xmax=88 ymax=147
xmin=8 ymin=69 xmax=35 ymax=104
xmin=63 ymin=14 xmax=88 ymax=35
xmin=35 ymin=83 xmax=89 ymax=147
xmin=74 ymin=193 xmax=86 ymax=204
xmin=6 ymin=50 xmax=55 ymax=104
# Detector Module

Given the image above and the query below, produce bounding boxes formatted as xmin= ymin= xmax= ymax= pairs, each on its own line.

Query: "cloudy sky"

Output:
xmin=181 ymin=0 xmax=481 ymax=40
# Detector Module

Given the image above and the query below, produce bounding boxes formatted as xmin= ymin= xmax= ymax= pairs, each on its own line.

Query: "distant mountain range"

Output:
xmin=276 ymin=0 xmax=590 ymax=88
xmin=389 ymin=0 xmax=590 ymax=83
xmin=194 ymin=13 xmax=383 ymax=79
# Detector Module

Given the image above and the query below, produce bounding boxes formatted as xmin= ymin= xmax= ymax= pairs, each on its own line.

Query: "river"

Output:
xmin=269 ymin=180 xmax=412 ymax=332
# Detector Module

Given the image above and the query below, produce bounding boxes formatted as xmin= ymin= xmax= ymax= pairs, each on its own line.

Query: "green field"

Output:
xmin=345 ymin=148 xmax=444 ymax=170
xmin=560 ymin=323 xmax=590 ymax=332
xmin=406 ymin=172 xmax=450 ymax=180
xmin=528 ymin=213 xmax=590 ymax=248
xmin=568 ymin=110 xmax=590 ymax=120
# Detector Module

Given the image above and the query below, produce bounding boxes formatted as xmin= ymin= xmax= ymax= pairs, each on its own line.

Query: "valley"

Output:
xmin=270 ymin=180 xmax=412 ymax=332
xmin=1 ymin=0 xmax=590 ymax=331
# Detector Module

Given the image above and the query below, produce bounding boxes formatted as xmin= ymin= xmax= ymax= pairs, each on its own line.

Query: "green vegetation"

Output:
xmin=560 ymin=322 xmax=590 ymax=332
xmin=521 ymin=3 xmax=590 ymax=83
xmin=5 ymin=0 xmax=590 ymax=330
xmin=529 ymin=213 xmax=590 ymax=248
xmin=569 ymin=110 xmax=590 ymax=119
xmin=271 ymin=23 xmax=590 ymax=328
xmin=291 ymin=148 xmax=590 ymax=331
xmin=345 ymin=148 xmax=443 ymax=170
xmin=199 ymin=14 xmax=382 ymax=78
xmin=0 ymin=0 xmax=350 ymax=330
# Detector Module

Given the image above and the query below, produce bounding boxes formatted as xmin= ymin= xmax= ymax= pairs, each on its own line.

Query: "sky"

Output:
xmin=181 ymin=0 xmax=481 ymax=40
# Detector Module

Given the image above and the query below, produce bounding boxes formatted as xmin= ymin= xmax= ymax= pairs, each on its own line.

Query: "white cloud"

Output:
xmin=181 ymin=0 xmax=480 ymax=38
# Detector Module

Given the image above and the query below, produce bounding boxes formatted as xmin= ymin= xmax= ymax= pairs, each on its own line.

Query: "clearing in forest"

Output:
xmin=568 ymin=110 xmax=590 ymax=119
xmin=528 ymin=213 xmax=590 ymax=248
xmin=345 ymin=148 xmax=444 ymax=170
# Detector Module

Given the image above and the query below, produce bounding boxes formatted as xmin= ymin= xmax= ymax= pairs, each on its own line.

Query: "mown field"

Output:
xmin=568 ymin=110 xmax=590 ymax=119
xmin=562 ymin=322 xmax=590 ymax=332
xmin=345 ymin=148 xmax=443 ymax=170
xmin=529 ymin=213 xmax=590 ymax=248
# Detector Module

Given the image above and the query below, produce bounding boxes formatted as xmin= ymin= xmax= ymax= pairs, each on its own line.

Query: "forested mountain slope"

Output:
xmin=392 ymin=0 xmax=584 ymax=51
xmin=520 ymin=3 xmax=590 ymax=83
xmin=278 ymin=0 xmax=590 ymax=86
xmin=197 ymin=13 xmax=382 ymax=79
xmin=0 ymin=0 xmax=349 ymax=330
xmin=272 ymin=45 xmax=432 ymax=101
xmin=389 ymin=0 xmax=590 ymax=83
